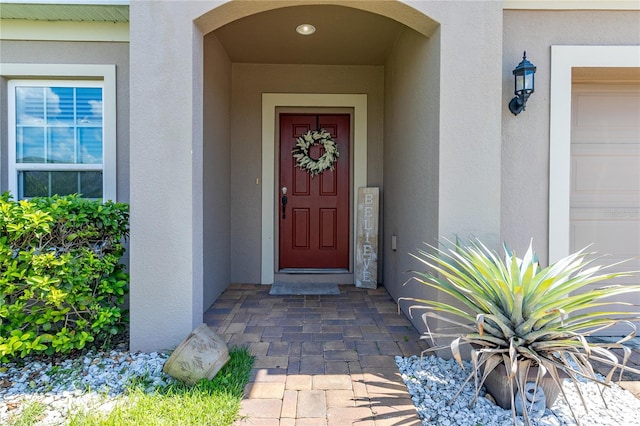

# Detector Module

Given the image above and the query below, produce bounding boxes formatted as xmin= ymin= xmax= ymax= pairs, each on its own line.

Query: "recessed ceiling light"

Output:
xmin=296 ymin=24 xmax=316 ymax=35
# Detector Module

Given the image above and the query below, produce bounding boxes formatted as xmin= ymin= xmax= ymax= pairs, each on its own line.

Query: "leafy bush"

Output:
xmin=0 ymin=193 xmax=129 ymax=361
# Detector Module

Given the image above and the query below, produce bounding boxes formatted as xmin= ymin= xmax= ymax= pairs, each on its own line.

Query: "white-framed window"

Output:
xmin=9 ymin=80 xmax=104 ymax=199
xmin=3 ymin=64 xmax=116 ymax=201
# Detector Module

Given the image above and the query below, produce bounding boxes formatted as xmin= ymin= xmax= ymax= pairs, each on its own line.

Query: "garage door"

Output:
xmin=570 ymin=83 xmax=640 ymax=337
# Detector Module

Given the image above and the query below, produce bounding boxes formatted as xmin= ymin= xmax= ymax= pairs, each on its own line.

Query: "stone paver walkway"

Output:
xmin=204 ymin=284 xmax=428 ymax=426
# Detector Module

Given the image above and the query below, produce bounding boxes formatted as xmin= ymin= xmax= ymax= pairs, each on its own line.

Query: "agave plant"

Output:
xmin=401 ymin=238 xmax=640 ymax=425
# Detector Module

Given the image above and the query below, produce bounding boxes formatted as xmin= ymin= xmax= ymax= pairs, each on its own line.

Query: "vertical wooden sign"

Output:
xmin=356 ymin=187 xmax=379 ymax=289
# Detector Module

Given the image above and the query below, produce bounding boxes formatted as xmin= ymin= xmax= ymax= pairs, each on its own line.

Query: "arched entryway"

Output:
xmin=199 ymin=3 xmax=440 ymax=290
xmin=129 ymin=0 xmax=504 ymax=352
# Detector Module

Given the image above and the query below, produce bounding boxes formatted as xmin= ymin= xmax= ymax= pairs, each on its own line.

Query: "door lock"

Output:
xmin=281 ymin=187 xmax=288 ymax=219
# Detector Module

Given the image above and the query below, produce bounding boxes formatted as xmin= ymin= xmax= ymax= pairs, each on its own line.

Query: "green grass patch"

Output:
xmin=67 ymin=346 xmax=254 ymax=426
xmin=6 ymin=401 xmax=47 ymax=426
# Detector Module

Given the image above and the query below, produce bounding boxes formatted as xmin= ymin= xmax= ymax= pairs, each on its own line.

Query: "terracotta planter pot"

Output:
xmin=483 ymin=362 xmax=566 ymax=410
xmin=163 ymin=323 xmax=230 ymax=385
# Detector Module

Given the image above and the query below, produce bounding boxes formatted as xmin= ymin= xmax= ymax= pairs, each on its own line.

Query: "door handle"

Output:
xmin=281 ymin=187 xmax=288 ymax=219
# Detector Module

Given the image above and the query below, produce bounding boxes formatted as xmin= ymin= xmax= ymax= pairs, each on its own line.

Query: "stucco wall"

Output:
xmin=501 ymin=10 xmax=640 ymax=265
xmin=382 ymin=27 xmax=440 ymax=322
xmin=229 ymin=63 xmax=384 ymax=284
xmin=382 ymin=1 xmax=503 ymax=337
xmin=0 ymin=40 xmax=130 ymax=202
xmin=417 ymin=1 xmax=503 ymax=249
xmin=129 ymin=1 xmax=210 ymax=351
xmin=203 ymin=33 xmax=232 ymax=310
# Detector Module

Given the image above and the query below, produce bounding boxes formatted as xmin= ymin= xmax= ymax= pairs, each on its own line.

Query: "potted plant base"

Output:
xmin=483 ymin=362 xmax=565 ymax=410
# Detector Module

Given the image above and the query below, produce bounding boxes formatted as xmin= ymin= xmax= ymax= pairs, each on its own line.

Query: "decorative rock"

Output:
xmin=514 ymin=382 xmax=546 ymax=419
xmin=162 ymin=323 xmax=230 ymax=385
xmin=396 ymin=354 xmax=640 ymax=426
xmin=0 ymin=349 xmax=175 ymax=425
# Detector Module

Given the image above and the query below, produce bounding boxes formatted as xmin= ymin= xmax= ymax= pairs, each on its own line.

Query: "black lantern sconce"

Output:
xmin=509 ymin=51 xmax=536 ymax=115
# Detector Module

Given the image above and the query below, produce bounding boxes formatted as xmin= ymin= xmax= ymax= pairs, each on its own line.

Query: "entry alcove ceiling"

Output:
xmin=213 ymin=5 xmax=407 ymax=65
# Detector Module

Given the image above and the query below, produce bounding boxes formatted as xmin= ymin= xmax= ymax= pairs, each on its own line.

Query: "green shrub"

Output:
xmin=0 ymin=193 xmax=129 ymax=361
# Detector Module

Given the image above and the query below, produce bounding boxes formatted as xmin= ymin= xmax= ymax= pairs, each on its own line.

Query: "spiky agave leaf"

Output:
xmin=400 ymin=237 xmax=640 ymax=426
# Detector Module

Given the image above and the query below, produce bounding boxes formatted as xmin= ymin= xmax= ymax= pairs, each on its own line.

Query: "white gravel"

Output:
xmin=3 ymin=347 xmax=638 ymax=425
xmin=0 ymin=350 xmax=175 ymax=425
xmin=396 ymin=354 xmax=640 ymax=426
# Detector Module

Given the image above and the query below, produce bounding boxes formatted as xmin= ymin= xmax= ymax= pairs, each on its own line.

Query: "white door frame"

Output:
xmin=261 ymin=93 xmax=368 ymax=284
xmin=548 ymin=45 xmax=640 ymax=262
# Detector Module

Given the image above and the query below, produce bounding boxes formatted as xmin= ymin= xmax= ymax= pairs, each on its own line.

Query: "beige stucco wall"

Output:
xmin=129 ymin=1 xmax=212 ymax=352
xmin=0 ymin=40 xmax=130 ymax=202
xmin=501 ymin=10 xmax=640 ymax=265
xmin=383 ymin=1 xmax=503 ymax=336
xmin=382 ymin=25 xmax=440 ymax=323
xmin=203 ymin=33 xmax=232 ymax=309
xmin=229 ymin=63 xmax=384 ymax=283
xmin=416 ymin=1 xmax=503 ymax=245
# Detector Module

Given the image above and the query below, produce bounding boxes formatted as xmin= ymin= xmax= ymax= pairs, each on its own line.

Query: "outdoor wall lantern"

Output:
xmin=509 ymin=51 xmax=536 ymax=115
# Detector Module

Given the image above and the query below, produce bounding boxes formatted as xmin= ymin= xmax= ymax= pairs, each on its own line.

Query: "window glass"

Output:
xmin=17 ymin=86 xmax=105 ymax=165
xmin=18 ymin=171 xmax=103 ymax=199
xmin=48 ymin=127 xmax=76 ymax=163
xmin=78 ymin=128 xmax=103 ymax=164
xmin=77 ymin=87 xmax=103 ymax=125
xmin=50 ymin=171 xmax=78 ymax=196
xmin=16 ymin=87 xmax=44 ymax=125
xmin=79 ymin=171 xmax=103 ymax=198
xmin=48 ymin=87 xmax=74 ymax=124
xmin=19 ymin=171 xmax=49 ymax=198
xmin=16 ymin=127 xmax=45 ymax=163
xmin=11 ymin=81 xmax=105 ymax=199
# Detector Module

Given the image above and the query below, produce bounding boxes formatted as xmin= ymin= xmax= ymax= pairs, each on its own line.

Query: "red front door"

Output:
xmin=279 ymin=114 xmax=350 ymax=269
